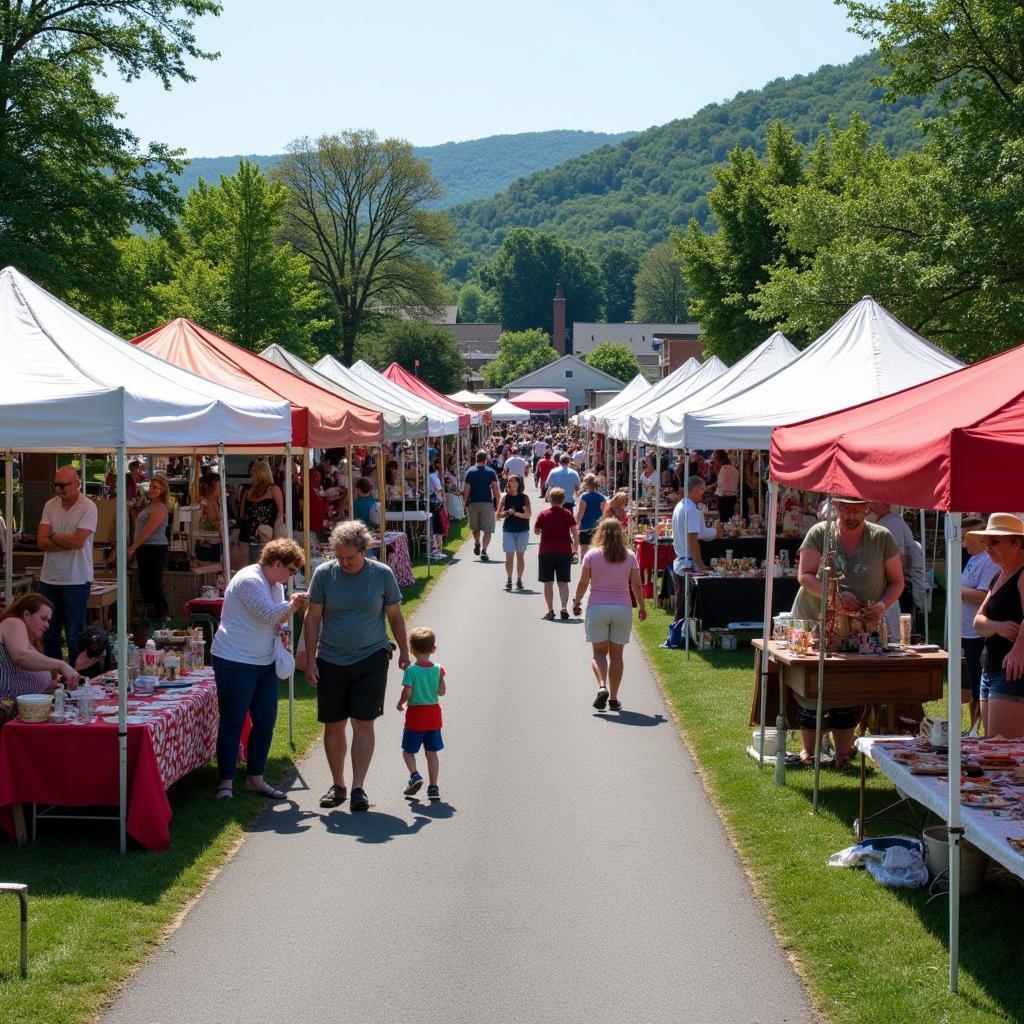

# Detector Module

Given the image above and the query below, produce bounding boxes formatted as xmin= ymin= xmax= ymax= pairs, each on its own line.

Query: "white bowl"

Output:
xmin=17 ymin=693 xmax=53 ymax=723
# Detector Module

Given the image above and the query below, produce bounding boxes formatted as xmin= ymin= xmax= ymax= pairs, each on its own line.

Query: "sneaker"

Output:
xmin=505 ymin=578 xmax=513 ymax=591
xmin=593 ymin=687 xmax=609 ymax=711
xmin=473 ymin=541 xmax=481 ymax=555
xmin=543 ymin=610 xmax=556 ymax=621
xmin=404 ymin=772 xmax=424 ymax=797
xmin=427 ymin=784 xmax=441 ymax=802
xmin=608 ymin=699 xmax=622 ymax=712
xmin=480 ymin=551 xmax=490 ymax=562
xmin=319 ymin=784 xmax=347 ymax=808
xmin=350 ymin=787 xmax=370 ymax=812
xmin=516 ymin=579 xmax=524 ymax=591
xmin=560 ymin=608 xmax=570 ymax=620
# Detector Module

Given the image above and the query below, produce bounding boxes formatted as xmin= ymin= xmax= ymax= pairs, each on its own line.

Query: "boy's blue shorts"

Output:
xmin=402 ymin=728 xmax=444 ymax=754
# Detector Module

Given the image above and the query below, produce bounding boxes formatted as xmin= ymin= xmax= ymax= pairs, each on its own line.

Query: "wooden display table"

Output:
xmin=749 ymin=638 xmax=946 ymax=730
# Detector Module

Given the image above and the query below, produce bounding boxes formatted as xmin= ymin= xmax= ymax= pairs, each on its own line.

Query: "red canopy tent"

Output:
xmin=769 ymin=343 xmax=1024 ymax=995
xmin=508 ymin=388 xmax=570 ymax=412
xmin=382 ymin=362 xmax=475 ymax=429
xmin=133 ymin=319 xmax=383 ymax=448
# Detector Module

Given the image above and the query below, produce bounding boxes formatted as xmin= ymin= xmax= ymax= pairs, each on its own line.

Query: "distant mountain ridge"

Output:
xmin=171 ymin=130 xmax=636 ymax=208
xmin=446 ymin=52 xmax=945 ymax=271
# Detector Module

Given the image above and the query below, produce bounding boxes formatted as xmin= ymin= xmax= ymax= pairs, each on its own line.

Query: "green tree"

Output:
xmin=156 ymin=160 xmax=329 ymax=354
xmin=274 ymin=130 xmax=453 ymax=364
xmin=600 ymin=248 xmax=640 ymax=322
xmin=361 ymin=320 xmax=467 ymax=394
xmin=632 ymin=241 xmax=689 ymax=323
xmin=583 ymin=342 xmax=640 ymax=383
xmin=0 ymin=1 xmax=220 ymax=303
xmin=678 ymin=121 xmax=805 ymax=361
xmin=457 ymin=281 xmax=499 ymax=323
xmin=478 ymin=229 xmax=604 ymax=336
xmin=482 ymin=329 xmax=557 ymax=388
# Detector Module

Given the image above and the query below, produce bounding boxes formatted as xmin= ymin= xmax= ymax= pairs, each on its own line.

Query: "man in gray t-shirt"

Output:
xmin=544 ymin=454 xmax=581 ymax=510
xmin=304 ymin=521 xmax=409 ymax=812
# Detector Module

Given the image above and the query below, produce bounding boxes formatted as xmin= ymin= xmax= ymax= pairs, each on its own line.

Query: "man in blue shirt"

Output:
xmin=544 ymin=454 xmax=581 ymax=512
xmin=462 ymin=449 xmax=501 ymax=561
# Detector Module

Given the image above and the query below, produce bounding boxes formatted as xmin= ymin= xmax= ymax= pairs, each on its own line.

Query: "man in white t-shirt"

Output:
xmin=37 ymin=466 xmax=98 ymax=662
xmin=671 ymin=475 xmax=717 ymax=623
xmin=502 ymin=451 xmax=528 ymax=484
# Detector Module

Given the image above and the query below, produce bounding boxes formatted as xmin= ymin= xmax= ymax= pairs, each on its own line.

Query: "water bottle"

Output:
xmin=53 ymin=683 xmax=66 ymax=721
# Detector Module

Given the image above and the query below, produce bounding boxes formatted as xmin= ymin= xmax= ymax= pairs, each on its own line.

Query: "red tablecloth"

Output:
xmin=0 ymin=671 xmax=219 ymax=851
xmin=633 ymin=538 xmax=676 ymax=578
xmin=184 ymin=597 xmax=224 ymax=619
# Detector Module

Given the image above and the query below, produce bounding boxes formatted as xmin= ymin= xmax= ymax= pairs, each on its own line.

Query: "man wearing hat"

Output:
xmin=790 ymin=496 xmax=905 ymax=771
xmin=75 ymin=625 xmax=114 ymax=679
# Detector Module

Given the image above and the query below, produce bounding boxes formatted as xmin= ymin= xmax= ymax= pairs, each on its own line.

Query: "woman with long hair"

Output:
xmin=239 ymin=460 xmax=284 ymax=547
xmin=129 ymin=472 xmax=171 ymax=621
xmin=497 ymin=473 xmax=531 ymax=591
xmin=572 ymin=518 xmax=646 ymax=712
xmin=0 ymin=593 xmax=80 ymax=698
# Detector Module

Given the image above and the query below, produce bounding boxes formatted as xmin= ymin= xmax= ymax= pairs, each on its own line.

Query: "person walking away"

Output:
xmin=396 ymin=626 xmax=446 ymax=802
xmin=572 ymin=518 xmax=645 ymax=712
xmin=545 ymin=454 xmax=581 ymax=513
xmin=36 ymin=466 xmax=97 ymax=663
xmin=576 ymin=473 xmax=607 ymax=556
xmin=211 ymin=538 xmax=308 ymax=799
xmin=127 ymin=473 xmax=171 ymax=623
xmin=870 ymin=501 xmax=925 ymax=638
xmin=502 ymin=448 xmax=528 ymax=488
xmin=497 ymin=474 xmax=531 ymax=591
xmin=304 ymin=521 xmax=410 ymax=812
xmin=463 ymin=450 xmax=501 ymax=562
xmin=960 ymin=515 xmax=996 ymax=736
xmin=671 ymin=475 xmax=717 ymax=625
xmin=536 ymin=449 xmax=557 ymax=498
xmin=534 ymin=487 xmax=579 ymax=621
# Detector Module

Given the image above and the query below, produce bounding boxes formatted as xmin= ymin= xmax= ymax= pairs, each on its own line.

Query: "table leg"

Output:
xmin=858 ymin=753 xmax=866 ymax=842
xmin=11 ymin=803 xmax=26 ymax=846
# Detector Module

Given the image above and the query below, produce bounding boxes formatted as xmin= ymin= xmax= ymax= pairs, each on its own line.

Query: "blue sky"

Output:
xmin=108 ymin=0 xmax=871 ymax=156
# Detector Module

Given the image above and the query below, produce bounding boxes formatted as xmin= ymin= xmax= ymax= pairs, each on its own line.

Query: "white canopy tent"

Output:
xmin=488 ymin=398 xmax=531 ymax=421
xmin=329 ymin=358 xmax=461 ymax=437
xmin=576 ymin=373 xmax=651 ymax=428
xmin=591 ymin=358 xmax=701 ymax=436
xmin=605 ymin=355 xmax=728 ymax=442
xmin=260 ymin=344 xmax=427 ymax=441
xmin=447 ymin=389 xmax=495 ymax=409
xmin=639 ymin=332 xmax=799 ymax=447
xmin=681 ymin=298 xmax=964 ymax=451
xmin=0 ymin=267 xmax=292 ymax=853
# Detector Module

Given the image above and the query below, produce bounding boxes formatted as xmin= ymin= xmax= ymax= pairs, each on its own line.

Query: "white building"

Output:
xmin=496 ymin=355 xmax=626 ymax=414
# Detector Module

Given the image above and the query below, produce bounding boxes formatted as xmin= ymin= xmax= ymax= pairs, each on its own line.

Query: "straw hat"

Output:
xmin=963 ymin=513 xmax=1024 ymax=540
xmin=832 ymin=496 xmax=869 ymax=506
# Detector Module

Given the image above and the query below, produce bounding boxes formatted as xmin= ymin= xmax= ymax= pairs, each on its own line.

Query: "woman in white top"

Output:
xmin=210 ymin=538 xmax=308 ymax=800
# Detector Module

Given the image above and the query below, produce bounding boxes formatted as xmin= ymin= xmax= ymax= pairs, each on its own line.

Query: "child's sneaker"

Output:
xmin=404 ymin=772 xmax=424 ymax=796
xmin=427 ymin=784 xmax=441 ymax=802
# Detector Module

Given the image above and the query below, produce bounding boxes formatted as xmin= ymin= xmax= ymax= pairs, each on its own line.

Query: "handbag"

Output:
xmin=661 ymin=619 xmax=686 ymax=649
xmin=274 ymin=635 xmax=295 ymax=679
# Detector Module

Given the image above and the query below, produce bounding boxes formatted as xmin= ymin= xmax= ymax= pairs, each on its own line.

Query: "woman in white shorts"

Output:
xmin=572 ymin=518 xmax=646 ymax=712
xmin=497 ymin=474 xmax=531 ymax=592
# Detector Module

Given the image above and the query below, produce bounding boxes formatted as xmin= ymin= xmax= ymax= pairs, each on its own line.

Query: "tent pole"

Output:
xmin=425 ymin=437 xmax=432 ymax=578
xmin=347 ymin=447 xmax=355 ymax=523
xmin=739 ymin=451 xmax=744 ymax=524
xmin=218 ymin=444 xmax=230 ymax=581
xmin=285 ymin=443 xmax=295 ymax=748
xmin=116 ymin=445 xmax=128 ymax=855
xmin=654 ymin=446 xmax=661 ymax=588
xmin=812 ymin=495 xmax=836 ymax=814
xmin=920 ymin=507 xmax=928 ymax=643
xmin=302 ymin=450 xmax=311 ymax=578
xmin=945 ymin=512 xmax=964 ymax=992
xmin=760 ymin=480 xmax=778 ymax=771
xmin=377 ymin=446 xmax=388 ymax=566
xmin=4 ymin=452 xmax=13 ymax=607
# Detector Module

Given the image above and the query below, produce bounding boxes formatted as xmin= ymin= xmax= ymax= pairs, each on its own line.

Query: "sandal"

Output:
xmin=245 ymin=781 xmax=287 ymax=799
xmin=608 ymin=699 xmax=622 ymax=712
xmin=543 ymin=610 xmax=556 ymax=621
xmin=319 ymin=784 xmax=347 ymax=808
xmin=216 ymin=784 xmax=233 ymax=800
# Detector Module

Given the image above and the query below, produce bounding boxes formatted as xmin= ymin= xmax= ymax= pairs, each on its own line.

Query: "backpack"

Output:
xmin=662 ymin=619 xmax=686 ymax=649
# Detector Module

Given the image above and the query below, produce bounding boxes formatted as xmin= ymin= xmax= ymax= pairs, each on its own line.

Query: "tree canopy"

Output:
xmin=600 ymin=248 xmax=640 ymax=323
xmin=274 ymin=130 xmax=453 ymax=364
xmin=583 ymin=343 xmax=641 ymax=383
xmin=360 ymin=320 xmax=467 ymax=394
xmin=0 ymin=0 xmax=220 ymax=302
xmin=632 ymin=242 xmax=689 ymax=323
xmin=482 ymin=329 xmax=557 ymax=388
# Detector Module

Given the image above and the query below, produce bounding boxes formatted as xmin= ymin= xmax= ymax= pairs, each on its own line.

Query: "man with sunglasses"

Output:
xmin=36 ymin=466 xmax=97 ymax=662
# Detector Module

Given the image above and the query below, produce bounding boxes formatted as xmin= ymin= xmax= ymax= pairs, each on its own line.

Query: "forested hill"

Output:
xmin=172 ymin=130 xmax=636 ymax=208
xmin=447 ymin=52 xmax=944 ymax=269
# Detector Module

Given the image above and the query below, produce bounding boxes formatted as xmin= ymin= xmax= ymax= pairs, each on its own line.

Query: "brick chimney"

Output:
xmin=552 ymin=281 xmax=566 ymax=355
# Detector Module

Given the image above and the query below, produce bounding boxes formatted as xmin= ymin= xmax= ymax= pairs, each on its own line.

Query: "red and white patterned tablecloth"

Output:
xmin=377 ymin=530 xmax=414 ymax=587
xmin=0 ymin=670 xmax=219 ymax=851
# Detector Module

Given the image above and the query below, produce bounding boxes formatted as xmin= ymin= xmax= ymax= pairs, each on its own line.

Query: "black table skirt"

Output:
xmin=691 ymin=575 xmax=800 ymax=629
xmin=699 ymin=535 xmax=803 ymax=564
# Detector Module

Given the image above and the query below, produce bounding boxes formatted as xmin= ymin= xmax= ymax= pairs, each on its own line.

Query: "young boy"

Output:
xmin=396 ymin=626 xmax=446 ymax=801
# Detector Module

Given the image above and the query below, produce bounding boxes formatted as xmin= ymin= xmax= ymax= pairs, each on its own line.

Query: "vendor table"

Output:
xmin=855 ymin=736 xmax=1024 ymax=881
xmin=0 ymin=670 xmax=218 ymax=851
xmin=693 ymin=575 xmax=799 ymax=629
xmin=0 ymin=574 xmax=35 ymax=607
xmin=374 ymin=530 xmax=414 ymax=587
xmin=699 ymin=535 xmax=803 ymax=563
xmin=633 ymin=538 xmax=675 ymax=590
xmin=749 ymin=639 xmax=946 ymax=730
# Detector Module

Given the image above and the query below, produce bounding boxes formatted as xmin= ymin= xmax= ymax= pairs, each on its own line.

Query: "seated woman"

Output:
xmin=239 ymin=460 xmax=284 ymax=548
xmin=0 ymin=593 xmax=80 ymax=698
xmin=353 ymin=477 xmax=380 ymax=530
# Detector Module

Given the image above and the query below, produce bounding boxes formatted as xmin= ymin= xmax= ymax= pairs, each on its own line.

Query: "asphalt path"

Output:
xmin=103 ymin=484 xmax=816 ymax=1024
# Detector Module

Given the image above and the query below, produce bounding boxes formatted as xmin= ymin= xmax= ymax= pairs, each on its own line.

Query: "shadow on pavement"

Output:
xmin=594 ymin=710 xmax=668 ymax=727
xmin=321 ymin=809 xmax=430 ymax=844
xmin=247 ymin=801 xmax=320 ymax=837
xmin=404 ymin=799 xmax=457 ymax=820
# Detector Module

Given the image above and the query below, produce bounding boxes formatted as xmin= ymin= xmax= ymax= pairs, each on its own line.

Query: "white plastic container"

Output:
xmin=922 ymin=826 xmax=988 ymax=895
xmin=751 ymin=728 xmax=784 ymax=756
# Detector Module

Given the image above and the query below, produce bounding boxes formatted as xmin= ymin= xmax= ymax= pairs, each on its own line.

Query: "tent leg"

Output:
xmin=218 ymin=444 xmax=230 ymax=580
xmin=812 ymin=496 xmax=836 ymax=815
xmin=285 ymin=444 xmax=294 ymax=749
xmin=945 ymin=513 xmax=963 ymax=993
xmin=920 ymin=507 xmax=928 ymax=644
xmin=759 ymin=481 xmax=778 ymax=770
xmin=116 ymin=445 xmax=128 ymax=855
xmin=4 ymin=452 xmax=13 ymax=607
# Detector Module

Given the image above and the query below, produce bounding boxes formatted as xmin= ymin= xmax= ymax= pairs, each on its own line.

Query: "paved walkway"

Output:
xmin=104 ymin=485 xmax=816 ymax=1024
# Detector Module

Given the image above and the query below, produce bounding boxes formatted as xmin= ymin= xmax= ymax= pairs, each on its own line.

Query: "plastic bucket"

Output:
xmin=721 ymin=635 xmax=738 ymax=651
xmin=751 ymin=728 xmax=784 ymax=756
xmin=922 ymin=826 xmax=988 ymax=895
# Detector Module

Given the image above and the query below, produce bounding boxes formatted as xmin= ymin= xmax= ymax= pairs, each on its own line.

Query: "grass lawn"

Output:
xmin=635 ymin=604 xmax=1024 ymax=1024
xmin=0 ymin=521 xmax=468 ymax=1024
